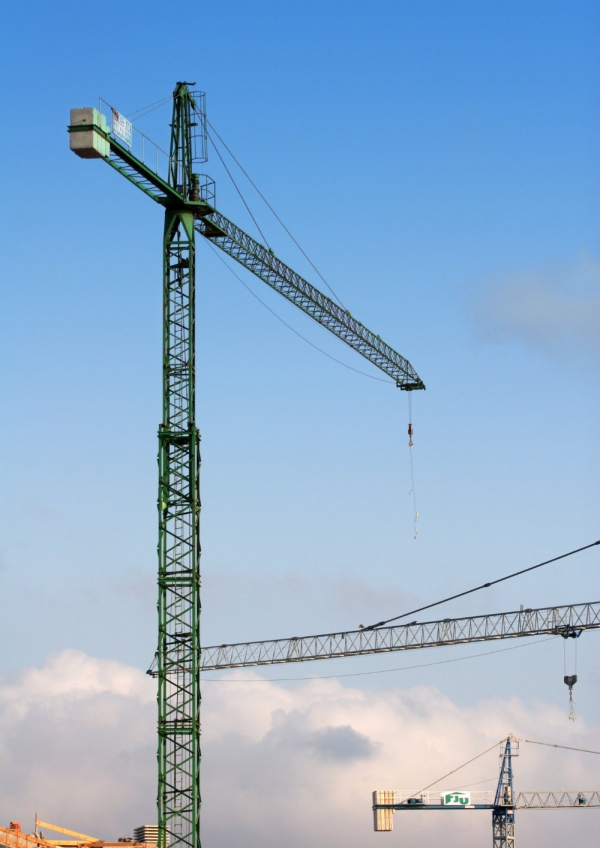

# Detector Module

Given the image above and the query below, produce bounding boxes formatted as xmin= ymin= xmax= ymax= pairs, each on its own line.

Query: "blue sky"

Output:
xmin=0 ymin=2 xmax=599 ymax=843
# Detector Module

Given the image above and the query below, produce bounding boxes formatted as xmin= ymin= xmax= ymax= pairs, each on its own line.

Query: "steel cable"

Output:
xmin=206 ymin=118 xmax=348 ymax=311
xmin=413 ymin=741 xmax=502 ymax=796
xmin=363 ymin=539 xmax=600 ymax=631
xmin=519 ymin=739 xmax=600 ymax=755
xmin=203 ymin=240 xmax=392 ymax=383
xmin=206 ymin=128 xmax=271 ymax=248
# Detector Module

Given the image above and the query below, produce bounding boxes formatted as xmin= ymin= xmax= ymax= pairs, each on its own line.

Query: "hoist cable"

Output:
xmin=206 ymin=118 xmax=348 ymax=312
xmin=363 ymin=539 xmax=600 ymax=631
xmin=206 ymin=128 xmax=271 ymax=248
xmin=407 ymin=392 xmax=418 ymax=538
xmin=203 ymin=241 xmax=392 ymax=383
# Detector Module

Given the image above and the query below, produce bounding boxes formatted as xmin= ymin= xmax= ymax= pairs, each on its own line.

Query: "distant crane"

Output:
xmin=68 ymin=83 xmax=425 ymax=848
xmin=372 ymin=735 xmax=600 ymax=848
xmin=1 ymin=821 xmax=150 ymax=848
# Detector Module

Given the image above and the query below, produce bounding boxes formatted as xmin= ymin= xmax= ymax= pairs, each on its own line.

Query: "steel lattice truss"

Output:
xmin=514 ymin=791 xmax=600 ymax=809
xmin=157 ymin=211 xmax=201 ymax=848
xmin=492 ymin=814 xmax=514 ymax=848
xmin=196 ymin=212 xmax=425 ymax=389
xmin=200 ymin=601 xmax=600 ymax=669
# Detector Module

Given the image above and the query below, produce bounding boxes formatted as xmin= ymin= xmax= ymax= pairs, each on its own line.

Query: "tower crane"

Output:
xmin=372 ymin=736 xmax=600 ymax=848
xmin=68 ymin=83 xmax=425 ymax=848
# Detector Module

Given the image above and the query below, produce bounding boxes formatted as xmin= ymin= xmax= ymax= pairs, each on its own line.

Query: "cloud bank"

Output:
xmin=1 ymin=651 xmax=598 ymax=848
xmin=473 ymin=253 xmax=600 ymax=360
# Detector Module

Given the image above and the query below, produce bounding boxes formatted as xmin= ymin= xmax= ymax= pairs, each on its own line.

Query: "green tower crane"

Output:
xmin=68 ymin=82 xmax=425 ymax=848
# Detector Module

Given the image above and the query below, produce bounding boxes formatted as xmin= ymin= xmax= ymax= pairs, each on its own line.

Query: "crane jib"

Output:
xmin=195 ymin=211 xmax=425 ymax=390
xmin=200 ymin=601 xmax=600 ymax=670
xmin=69 ymin=111 xmax=424 ymax=390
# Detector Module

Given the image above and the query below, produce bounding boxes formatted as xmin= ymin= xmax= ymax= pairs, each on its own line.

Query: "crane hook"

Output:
xmin=564 ymin=674 xmax=577 ymax=721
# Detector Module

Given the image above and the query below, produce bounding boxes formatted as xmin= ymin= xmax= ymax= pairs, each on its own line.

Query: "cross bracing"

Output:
xmin=200 ymin=601 xmax=600 ymax=670
xmin=515 ymin=791 xmax=600 ymax=809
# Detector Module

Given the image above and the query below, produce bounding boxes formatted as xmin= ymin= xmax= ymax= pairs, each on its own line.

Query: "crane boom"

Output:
xmin=515 ymin=791 xmax=600 ymax=808
xmin=200 ymin=601 xmax=600 ymax=670
xmin=373 ymin=790 xmax=600 ymax=811
xmin=68 ymin=104 xmax=424 ymax=390
xmin=196 ymin=212 xmax=425 ymax=389
xmin=373 ymin=791 xmax=600 ymax=810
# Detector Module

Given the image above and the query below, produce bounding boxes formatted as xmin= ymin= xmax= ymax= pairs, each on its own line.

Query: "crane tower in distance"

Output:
xmin=373 ymin=735 xmax=600 ymax=848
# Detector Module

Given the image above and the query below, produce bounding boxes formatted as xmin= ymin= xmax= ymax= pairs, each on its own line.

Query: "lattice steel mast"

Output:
xmin=492 ymin=736 xmax=516 ymax=848
xmin=157 ymin=83 xmax=203 ymax=848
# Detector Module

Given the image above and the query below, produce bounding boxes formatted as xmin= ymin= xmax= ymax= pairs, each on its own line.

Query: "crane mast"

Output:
xmin=493 ymin=737 xmax=516 ymax=848
xmin=157 ymin=84 xmax=203 ymax=848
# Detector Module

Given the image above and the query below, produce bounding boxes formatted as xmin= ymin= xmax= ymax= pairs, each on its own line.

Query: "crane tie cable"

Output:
xmin=518 ymin=739 xmax=600 ymax=755
xmin=206 ymin=118 xmax=348 ymax=311
xmin=363 ymin=539 xmax=600 ymax=631
xmin=206 ymin=127 xmax=272 ymax=248
xmin=410 ymin=738 xmax=600 ymax=800
xmin=203 ymin=241 xmax=392 ymax=383
xmin=412 ymin=740 xmax=502 ymax=797
xmin=197 ymin=542 xmax=598 ymax=647
xmin=125 ymin=95 xmax=172 ymax=120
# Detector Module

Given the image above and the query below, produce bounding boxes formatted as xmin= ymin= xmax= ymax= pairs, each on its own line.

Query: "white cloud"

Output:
xmin=0 ymin=651 xmax=156 ymax=838
xmin=0 ymin=652 xmax=598 ymax=848
xmin=473 ymin=253 xmax=600 ymax=359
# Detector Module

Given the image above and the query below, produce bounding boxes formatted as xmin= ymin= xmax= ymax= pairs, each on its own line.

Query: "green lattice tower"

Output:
xmin=157 ymin=82 xmax=204 ymax=848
